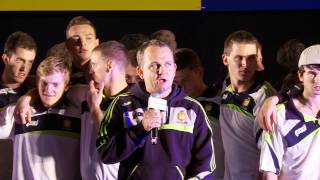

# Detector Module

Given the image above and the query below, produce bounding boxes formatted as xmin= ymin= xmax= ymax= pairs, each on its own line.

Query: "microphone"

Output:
xmin=148 ymin=93 xmax=167 ymax=144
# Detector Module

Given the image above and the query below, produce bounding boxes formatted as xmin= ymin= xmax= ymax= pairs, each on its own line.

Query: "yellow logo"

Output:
xmin=242 ymin=97 xmax=251 ymax=108
xmin=177 ymin=111 xmax=186 ymax=121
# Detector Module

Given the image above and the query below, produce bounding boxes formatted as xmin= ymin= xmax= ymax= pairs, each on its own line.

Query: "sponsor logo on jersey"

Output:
xmin=295 ymin=124 xmax=307 ymax=137
xmin=26 ymin=120 xmax=39 ymax=127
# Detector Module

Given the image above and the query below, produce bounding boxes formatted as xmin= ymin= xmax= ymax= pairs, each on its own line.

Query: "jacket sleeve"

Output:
xmin=186 ymin=103 xmax=216 ymax=179
xmin=96 ymin=95 xmax=149 ymax=164
xmin=0 ymin=105 xmax=15 ymax=139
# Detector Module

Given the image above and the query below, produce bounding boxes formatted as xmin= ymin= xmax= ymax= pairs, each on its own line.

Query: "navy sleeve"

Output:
xmin=96 ymin=96 xmax=149 ymax=164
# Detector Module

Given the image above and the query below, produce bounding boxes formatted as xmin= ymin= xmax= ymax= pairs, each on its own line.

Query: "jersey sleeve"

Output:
xmin=253 ymin=82 xmax=276 ymax=148
xmin=259 ymin=111 xmax=285 ymax=175
xmin=96 ymin=95 xmax=149 ymax=164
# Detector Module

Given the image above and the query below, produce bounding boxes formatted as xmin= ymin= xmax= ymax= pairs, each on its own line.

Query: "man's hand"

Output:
xmin=14 ymin=95 xmax=32 ymax=124
xmin=142 ymin=109 xmax=162 ymax=132
xmin=258 ymin=96 xmax=279 ymax=132
xmin=87 ymin=80 xmax=104 ymax=125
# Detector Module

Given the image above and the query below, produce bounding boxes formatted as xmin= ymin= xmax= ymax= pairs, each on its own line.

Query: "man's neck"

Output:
xmin=103 ymin=77 xmax=128 ymax=98
xmin=295 ymin=93 xmax=320 ymax=118
xmin=229 ymin=76 xmax=255 ymax=93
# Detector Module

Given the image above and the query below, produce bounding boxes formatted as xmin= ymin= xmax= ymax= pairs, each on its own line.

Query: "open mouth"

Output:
xmin=156 ymin=78 xmax=167 ymax=84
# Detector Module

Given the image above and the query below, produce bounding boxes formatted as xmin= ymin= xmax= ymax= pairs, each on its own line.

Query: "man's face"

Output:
xmin=175 ymin=68 xmax=199 ymax=97
xmin=138 ymin=46 xmax=176 ymax=96
xmin=66 ymin=24 xmax=99 ymax=69
xmin=223 ymin=43 xmax=258 ymax=83
xmin=125 ymin=64 xmax=141 ymax=84
xmin=2 ymin=47 xmax=36 ymax=84
xmin=299 ymin=66 xmax=320 ymax=96
xmin=89 ymin=50 xmax=108 ymax=85
xmin=38 ymin=72 xmax=68 ymax=108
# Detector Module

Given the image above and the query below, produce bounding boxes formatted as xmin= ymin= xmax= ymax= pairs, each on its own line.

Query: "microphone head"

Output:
xmin=148 ymin=94 xmax=167 ymax=111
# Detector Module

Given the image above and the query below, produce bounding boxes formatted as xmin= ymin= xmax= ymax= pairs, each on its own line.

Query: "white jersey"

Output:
xmin=0 ymin=99 xmax=81 ymax=180
xmin=220 ymin=79 xmax=275 ymax=180
xmin=67 ymin=85 xmax=120 ymax=180
xmin=260 ymin=98 xmax=320 ymax=180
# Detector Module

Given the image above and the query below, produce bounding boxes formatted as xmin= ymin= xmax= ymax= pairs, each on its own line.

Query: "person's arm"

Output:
xmin=0 ymin=105 xmax=16 ymax=139
xmin=97 ymin=96 xmax=161 ymax=164
xmin=262 ymin=172 xmax=278 ymax=180
xmin=13 ymin=88 xmax=38 ymax=124
xmin=259 ymin=83 xmax=303 ymax=132
xmin=186 ymin=105 xmax=215 ymax=180
xmin=258 ymin=96 xmax=279 ymax=132
xmin=259 ymin=113 xmax=285 ymax=179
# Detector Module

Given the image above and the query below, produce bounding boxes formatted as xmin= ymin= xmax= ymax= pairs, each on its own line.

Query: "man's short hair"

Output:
xmin=174 ymin=48 xmax=202 ymax=71
xmin=47 ymin=42 xmax=73 ymax=68
xmin=223 ymin=30 xmax=259 ymax=55
xmin=37 ymin=56 xmax=71 ymax=85
xmin=65 ymin=16 xmax=96 ymax=38
xmin=120 ymin=33 xmax=149 ymax=51
xmin=93 ymin=41 xmax=128 ymax=70
xmin=136 ymin=39 xmax=172 ymax=66
xmin=277 ymin=39 xmax=305 ymax=72
xmin=4 ymin=31 xmax=37 ymax=55
xmin=128 ymin=49 xmax=138 ymax=68
xmin=150 ymin=29 xmax=177 ymax=51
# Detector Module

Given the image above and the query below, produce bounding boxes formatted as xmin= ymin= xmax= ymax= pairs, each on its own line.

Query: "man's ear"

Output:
xmin=222 ymin=54 xmax=229 ymax=66
xmin=137 ymin=66 xmax=144 ymax=80
xmin=2 ymin=53 xmax=10 ymax=65
xmin=64 ymin=83 xmax=70 ymax=92
xmin=106 ymin=59 xmax=112 ymax=72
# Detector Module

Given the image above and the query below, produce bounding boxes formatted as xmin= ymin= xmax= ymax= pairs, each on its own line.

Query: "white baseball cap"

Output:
xmin=298 ymin=44 xmax=320 ymax=67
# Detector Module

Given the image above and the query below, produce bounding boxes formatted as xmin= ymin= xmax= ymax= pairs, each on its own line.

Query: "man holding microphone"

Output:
xmin=97 ymin=39 xmax=215 ymax=180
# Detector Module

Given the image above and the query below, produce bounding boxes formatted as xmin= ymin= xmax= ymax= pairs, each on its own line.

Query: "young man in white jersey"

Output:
xmin=260 ymin=44 xmax=320 ymax=179
xmin=0 ymin=56 xmax=81 ymax=179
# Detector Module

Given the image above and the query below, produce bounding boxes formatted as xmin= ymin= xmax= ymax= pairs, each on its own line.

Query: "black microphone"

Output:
xmin=148 ymin=93 xmax=167 ymax=145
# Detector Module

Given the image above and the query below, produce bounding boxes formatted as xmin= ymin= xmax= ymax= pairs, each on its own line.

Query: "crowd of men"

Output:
xmin=0 ymin=16 xmax=319 ymax=180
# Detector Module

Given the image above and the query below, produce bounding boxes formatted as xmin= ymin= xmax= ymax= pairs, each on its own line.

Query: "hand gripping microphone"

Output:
xmin=148 ymin=93 xmax=167 ymax=145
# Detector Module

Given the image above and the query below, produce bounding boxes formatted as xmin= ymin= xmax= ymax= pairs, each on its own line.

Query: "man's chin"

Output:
xmin=14 ymin=78 xmax=26 ymax=84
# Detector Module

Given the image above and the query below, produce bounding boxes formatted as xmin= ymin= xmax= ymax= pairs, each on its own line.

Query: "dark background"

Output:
xmin=0 ymin=10 xmax=320 ymax=86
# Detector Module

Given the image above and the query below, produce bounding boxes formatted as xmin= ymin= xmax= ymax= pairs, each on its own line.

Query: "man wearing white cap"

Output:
xmin=259 ymin=44 xmax=320 ymax=179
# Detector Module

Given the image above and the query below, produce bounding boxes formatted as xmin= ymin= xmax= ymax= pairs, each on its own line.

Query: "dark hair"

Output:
xmin=4 ymin=31 xmax=37 ymax=55
xmin=277 ymin=39 xmax=305 ymax=72
xmin=120 ymin=33 xmax=149 ymax=50
xmin=223 ymin=30 xmax=259 ymax=55
xmin=127 ymin=49 xmax=138 ymax=67
xmin=298 ymin=64 xmax=320 ymax=75
xmin=65 ymin=16 xmax=96 ymax=38
xmin=174 ymin=48 xmax=202 ymax=71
